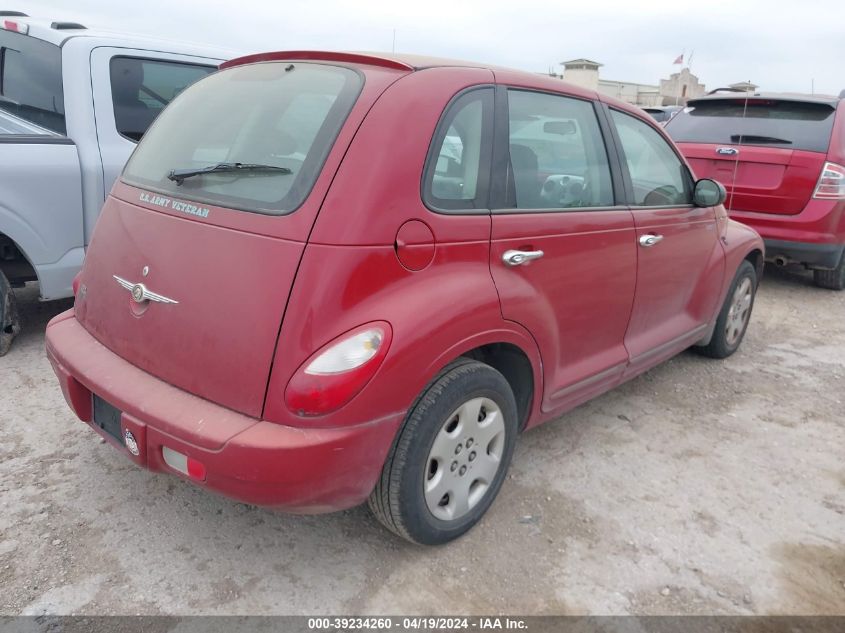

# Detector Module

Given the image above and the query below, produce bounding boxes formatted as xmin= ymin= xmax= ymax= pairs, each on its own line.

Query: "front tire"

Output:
xmin=694 ymin=260 xmax=757 ymax=359
xmin=813 ymin=251 xmax=845 ymax=290
xmin=368 ymin=360 xmax=518 ymax=545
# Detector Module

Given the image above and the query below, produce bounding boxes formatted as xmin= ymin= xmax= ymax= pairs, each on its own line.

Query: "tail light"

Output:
xmin=1 ymin=20 xmax=29 ymax=34
xmin=813 ymin=162 xmax=845 ymax=199
xmin=285 ymin=322 xmax=392 ymax=417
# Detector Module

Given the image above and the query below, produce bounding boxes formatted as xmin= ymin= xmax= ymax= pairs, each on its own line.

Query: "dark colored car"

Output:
xmin=46 ymin=51 xmax=763 ymax=544
xmin=666 ymin=92 xmax=845 ymax=289
xmin=643 ymin=105 xmax=682 ymax=124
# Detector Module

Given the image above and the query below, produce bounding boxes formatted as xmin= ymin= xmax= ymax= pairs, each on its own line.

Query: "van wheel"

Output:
xmin=368 ymin=360 xmax=518 ymax=545
xmin=694 ymin=260 xmax=757 ymax=359
xmin=0 ymin=270 xmax=21 ymax=357
xmin=813 ymin=252 xmax=845 ymax=290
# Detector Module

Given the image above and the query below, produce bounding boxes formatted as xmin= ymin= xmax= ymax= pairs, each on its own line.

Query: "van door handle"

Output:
xmin=503 ymin=249 xmax=544 ymax=266
xmin=639 ymin=234 xmax=664 ymax=247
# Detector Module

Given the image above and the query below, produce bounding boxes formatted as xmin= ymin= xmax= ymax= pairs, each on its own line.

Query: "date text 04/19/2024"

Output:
xmin=306 ymin=617 xmax=528 ymax=630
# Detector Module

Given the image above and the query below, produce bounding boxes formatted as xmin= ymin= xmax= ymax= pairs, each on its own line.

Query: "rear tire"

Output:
xmin=0 ymin=270 xmax=20 ymax=357
xmin=368 ymin=360 xmax=518 ymax=545
xmin=813 ymin=251 xmax=845 ymax=290
xmin=695 ymin=260 xmax=757 ymax=359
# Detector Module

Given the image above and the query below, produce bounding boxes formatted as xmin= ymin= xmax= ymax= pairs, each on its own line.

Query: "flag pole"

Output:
xmin=674 ymin=49 xmax=684 ymax=106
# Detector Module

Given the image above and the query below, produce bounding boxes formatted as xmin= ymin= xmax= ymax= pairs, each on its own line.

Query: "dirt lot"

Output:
xmin=1 ymin=266 xmax=843 ymax=616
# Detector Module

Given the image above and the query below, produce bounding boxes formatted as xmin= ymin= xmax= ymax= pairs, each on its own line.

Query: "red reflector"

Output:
xmin=187 ymin=457 xmax=206 ymax=481
xmin=162 ymin=446 xmax=207 ymax=481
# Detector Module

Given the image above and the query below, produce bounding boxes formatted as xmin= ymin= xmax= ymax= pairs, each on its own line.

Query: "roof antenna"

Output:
xmin=725 ymin=80 xmax=751 ymax=214
xmin=392 ymin=28 xmax=396 ymax=53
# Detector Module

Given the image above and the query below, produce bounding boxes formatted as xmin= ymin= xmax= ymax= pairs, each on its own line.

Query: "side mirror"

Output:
xmin=693 ymin=178 xmax=727 ymax=207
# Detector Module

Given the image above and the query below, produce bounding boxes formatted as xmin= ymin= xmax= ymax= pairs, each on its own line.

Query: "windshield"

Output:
xmin=666 ymin=99 xmax=836 ymax=153
xmin=122 ymin=62 xmax=362 ymax=215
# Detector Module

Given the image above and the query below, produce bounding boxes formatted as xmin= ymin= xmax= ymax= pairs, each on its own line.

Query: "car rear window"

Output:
xmin=666 ymin=98 xmax=836 ymax=153
xmin=122 ymin=62 xmax=363 ymax=215
xmin=0 ymin=30 xmax=65 ymax=134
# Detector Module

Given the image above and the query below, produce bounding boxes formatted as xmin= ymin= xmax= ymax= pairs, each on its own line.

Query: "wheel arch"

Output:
xmin=0 ymin=229 xmax=38 ymax=286
xmin=744 ymin=247 xmax=764 ymax=285
xmin=420 ymin=327 xmax=543 ymax=432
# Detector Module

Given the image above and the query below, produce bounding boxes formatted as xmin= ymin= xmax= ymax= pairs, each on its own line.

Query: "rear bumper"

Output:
xmin=45 ymin=310 xmax=403 ymax=513
xmin=728 ymin=199 xmax=845 ymax=267
xmin=764 ymin=239 xmax=844 ymax=269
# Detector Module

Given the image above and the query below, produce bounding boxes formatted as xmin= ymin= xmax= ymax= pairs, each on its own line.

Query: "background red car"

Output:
xmin=666 ymin=91 xmax=845 ymax=289
xmin=47 ymin=51 xmax=763 ymax=544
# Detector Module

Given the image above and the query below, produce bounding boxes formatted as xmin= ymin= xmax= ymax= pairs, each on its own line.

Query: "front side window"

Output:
xmin=611 ymin=110 xmax=692 ymax=206
xmin=506 ymin=90 xmax=614 ymax=210
xmin=123 ymin=62 xmax=362 ymax=215
xmin=110 ymin=57 xmax=215 ymax=141
xmin=0 ymin=30 xmax=65 ymax=134
xmin=423 ymin=88 xmax=493 ymax=210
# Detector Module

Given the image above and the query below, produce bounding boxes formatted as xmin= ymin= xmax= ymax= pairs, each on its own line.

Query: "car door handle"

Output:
xmin=503 ymin=249 xmax=544 ymax=266
xmin=638 ymin=234 xmax=664 ymax=247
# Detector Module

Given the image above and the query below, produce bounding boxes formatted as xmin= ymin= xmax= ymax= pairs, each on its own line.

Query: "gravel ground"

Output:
xmin=1 ymin=265 xmax=843 ymax=616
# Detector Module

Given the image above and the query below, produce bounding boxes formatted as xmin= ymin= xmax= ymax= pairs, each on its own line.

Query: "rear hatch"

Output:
xmin=75 ymin=60 xmax=369 ymax=418
xmin=666 ymin=97 xmax=836 ymax=215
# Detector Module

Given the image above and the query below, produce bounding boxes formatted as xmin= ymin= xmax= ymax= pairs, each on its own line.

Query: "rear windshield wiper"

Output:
xmin=167 ymin=162 xmax=292 ymax=185
xmin=730 ymin=134 xmax=792 ymax=145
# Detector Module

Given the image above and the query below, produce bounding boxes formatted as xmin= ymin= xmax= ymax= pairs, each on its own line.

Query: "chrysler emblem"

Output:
xmin=113 ymin=275 xmax=179 ymax=304
xmin=124 ymin=429 xmax=140 ymax=456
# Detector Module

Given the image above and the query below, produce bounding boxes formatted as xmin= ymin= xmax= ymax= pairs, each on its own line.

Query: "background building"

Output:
xmin=659 ymin=68 xmax=707 ymax=105
xmin=555 ymin=58 xmax=706 ymax=106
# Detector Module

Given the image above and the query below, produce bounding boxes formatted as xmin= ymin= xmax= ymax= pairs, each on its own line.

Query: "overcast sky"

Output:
xmin=15 ymin=0 xmax=845 ymax=95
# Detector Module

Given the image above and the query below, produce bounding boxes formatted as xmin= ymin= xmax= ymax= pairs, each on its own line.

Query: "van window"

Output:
xmin=110 ymin=57 xmax=215 ymax=141
xmin=122 ymin=62 xmax=362 ymax=215
xmin=611 ymin=110 xmax=693 ymax=206
xmin=666 ymin=99 xmax=836 ymax=153
xmin=507 ymin=90 xmax=614 ymax=209
xmin=0 ymin=30 xmax=65 ymax=134
xmin=423 ymin=88 xmax=493 ymax=211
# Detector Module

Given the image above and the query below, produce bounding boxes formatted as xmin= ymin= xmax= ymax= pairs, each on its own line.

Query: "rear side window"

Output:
xmin=666 ymin=99 xmax=836 ymax=153
xmin=123 ymin=62 xmax=362 ymax=215
xmin=0 ymin=30 xmax=65 ymax=134
xmin=111 ymin=57 xmax=214 ymax=141
xmin=611 ymin=110 xmax=692 ymax=206
xmin=506 ymin=90 xmax=614 ymax=210
xmin=423 ymin=88 xmax=494 ymax=211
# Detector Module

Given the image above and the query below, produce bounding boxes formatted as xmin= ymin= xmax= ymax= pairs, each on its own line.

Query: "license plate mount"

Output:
xmin=92 ymin=395 xmax=123 ymax=444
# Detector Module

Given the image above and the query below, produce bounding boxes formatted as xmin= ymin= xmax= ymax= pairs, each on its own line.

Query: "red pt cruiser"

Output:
xmin=45 ymin=51 xmax=764 ymax=544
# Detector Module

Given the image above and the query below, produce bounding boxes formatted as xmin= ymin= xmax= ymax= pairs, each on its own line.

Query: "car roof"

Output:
xmin=222 ymin=50 xmax=517 ymax=73
xmin=221 ymin=50 xmax=646 ymax=115
xmin=690 ymin=91 xmax=840 ymax=107
xmin=1 ymin=14 xmax=234 ymax=58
